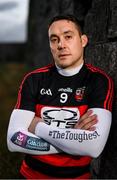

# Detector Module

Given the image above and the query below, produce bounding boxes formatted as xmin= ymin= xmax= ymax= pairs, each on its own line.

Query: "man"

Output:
xmin=7 ymin=14 xmax=114 ymax=179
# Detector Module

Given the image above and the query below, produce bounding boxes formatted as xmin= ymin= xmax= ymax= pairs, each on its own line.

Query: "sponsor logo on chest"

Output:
xmin=58 ymin=87 xmax=73 ymax=93
xmin=41 ymin=106 xmax=80 ymax=128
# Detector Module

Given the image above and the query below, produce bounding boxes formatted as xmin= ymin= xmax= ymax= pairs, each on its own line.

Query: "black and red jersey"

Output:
xmin=15 ymin=63 xmax=113 ymax=179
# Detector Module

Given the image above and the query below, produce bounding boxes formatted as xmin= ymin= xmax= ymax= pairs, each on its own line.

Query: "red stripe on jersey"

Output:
xmin=32 ymin=154 xmax=91 ymax=167
xmin=35 ymin=104 xmax=88 ymax=117
xmin=107 ymin=78 xmax=114 ymax=110
xmin=15 ymin=64 xmax=53 ymax=109
xmin=20 ymin=160 xmax=91 ymax=179
xmin=86 ymin=64 xmax=114 ymax=111
xmin=78 ymin=105 xmax=88 ymax=116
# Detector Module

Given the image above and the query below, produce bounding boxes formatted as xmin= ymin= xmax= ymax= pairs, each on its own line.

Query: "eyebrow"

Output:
xmin=49 ymin=30 xmax=74 ymax=39
xmin=63 ymin=30 xmax=74 ymax=34
xmin=49 ymin=34 xmax=58 ymax=40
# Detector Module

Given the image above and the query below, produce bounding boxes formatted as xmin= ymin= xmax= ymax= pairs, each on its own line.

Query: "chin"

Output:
xmin=58 ymin=64 xmax=69 ymax=69
xmin=57 ymin=61 xmax=70 ymax=68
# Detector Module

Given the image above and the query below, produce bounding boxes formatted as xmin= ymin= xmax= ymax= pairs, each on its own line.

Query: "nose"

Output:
xmin=57 ymin=39 xmax=66 ymax=50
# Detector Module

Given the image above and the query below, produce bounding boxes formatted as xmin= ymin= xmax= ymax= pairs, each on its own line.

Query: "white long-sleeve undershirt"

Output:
xmin=35 ymin=108 xmax=112 ymax=158
xmin=7 ymin=108 xmax=112 ymax=157
xmin=7 ymin=109 xmax=61 ymax=155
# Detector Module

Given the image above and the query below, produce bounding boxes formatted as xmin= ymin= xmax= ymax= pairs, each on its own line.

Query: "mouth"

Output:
xmin=58 ymin=54 xmax=71 ymax=58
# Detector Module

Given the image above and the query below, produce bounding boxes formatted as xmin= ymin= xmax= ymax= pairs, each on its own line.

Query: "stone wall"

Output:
xmin=84 ymin=0 xmax=117 ymax=178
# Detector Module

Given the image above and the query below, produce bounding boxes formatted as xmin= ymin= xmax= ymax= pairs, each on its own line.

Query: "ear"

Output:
xmin=81 ymin=34 xmax=88 ymax=47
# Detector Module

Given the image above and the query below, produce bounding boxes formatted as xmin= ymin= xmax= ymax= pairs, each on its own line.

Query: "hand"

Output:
xmin=28 ymin=116 xmax=43 ymax=134
xmin=74 ymin=110 xmax=98 ymax=131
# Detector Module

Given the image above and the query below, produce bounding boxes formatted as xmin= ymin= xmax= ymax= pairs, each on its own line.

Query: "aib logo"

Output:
xmin=17 ymin=133 xmax=25 ymax=142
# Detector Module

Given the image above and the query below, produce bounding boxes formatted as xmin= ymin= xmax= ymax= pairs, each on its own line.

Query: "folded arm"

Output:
xmin=34 ymin=108 xmax=112 ymax=158
xmin=7 ymin=109 xmax=61 ymax=155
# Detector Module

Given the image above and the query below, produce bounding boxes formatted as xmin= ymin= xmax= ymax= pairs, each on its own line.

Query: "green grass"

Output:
xmin=0 ymin=63 xmax=30 ymax=178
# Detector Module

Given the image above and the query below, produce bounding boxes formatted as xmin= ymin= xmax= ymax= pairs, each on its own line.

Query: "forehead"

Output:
xmin=48 ymin=20 xmax=78 ymax=36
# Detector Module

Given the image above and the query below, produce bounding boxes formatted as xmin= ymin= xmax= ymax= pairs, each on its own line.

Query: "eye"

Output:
xmin=65 ymin=35 xmax=72 ymax=40
xmin=50 ymin=37 xmax=58 ymax=43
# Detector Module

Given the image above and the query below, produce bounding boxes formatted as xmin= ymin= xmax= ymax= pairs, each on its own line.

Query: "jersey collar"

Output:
xmin=55 ymin=63 xmax=84 ymax=77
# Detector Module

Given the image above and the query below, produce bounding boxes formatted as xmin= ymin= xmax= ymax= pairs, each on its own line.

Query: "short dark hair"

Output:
xmin=48 ymin=14 xmax=84 ymax=35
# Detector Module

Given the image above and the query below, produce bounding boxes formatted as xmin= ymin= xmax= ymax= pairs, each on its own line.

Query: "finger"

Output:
xmin=88 ymin=126 xmax=96 ymax=131
xmin=79 ymin=110 xmax=93 ymax=122
xmin=81 ymin=118 xmax=98 ymax=130
xmin=76 ymin=114 xmax=97 ymax=129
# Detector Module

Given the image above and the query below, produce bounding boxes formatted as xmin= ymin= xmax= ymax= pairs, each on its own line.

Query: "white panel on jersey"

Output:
xmin=0 ymin=0 xmax=29 ymax=43
xmin=41 ymin=106 xmax=80 ymax=128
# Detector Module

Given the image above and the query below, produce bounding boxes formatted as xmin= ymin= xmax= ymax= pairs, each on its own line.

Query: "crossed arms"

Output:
xmin=7 ymin=108 xmax=112 ymax=157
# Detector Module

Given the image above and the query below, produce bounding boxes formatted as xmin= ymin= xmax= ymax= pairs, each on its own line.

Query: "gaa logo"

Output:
xmin=40 ymin=88 xmax=52 ymax=96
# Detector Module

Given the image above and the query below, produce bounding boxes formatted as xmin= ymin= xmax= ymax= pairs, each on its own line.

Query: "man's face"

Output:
xmin=48 ymin=20 xmax=88 ymax=70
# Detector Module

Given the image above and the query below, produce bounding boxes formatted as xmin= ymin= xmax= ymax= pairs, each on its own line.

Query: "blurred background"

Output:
xmin=0 ymin=0 xmax=117 ymax=178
